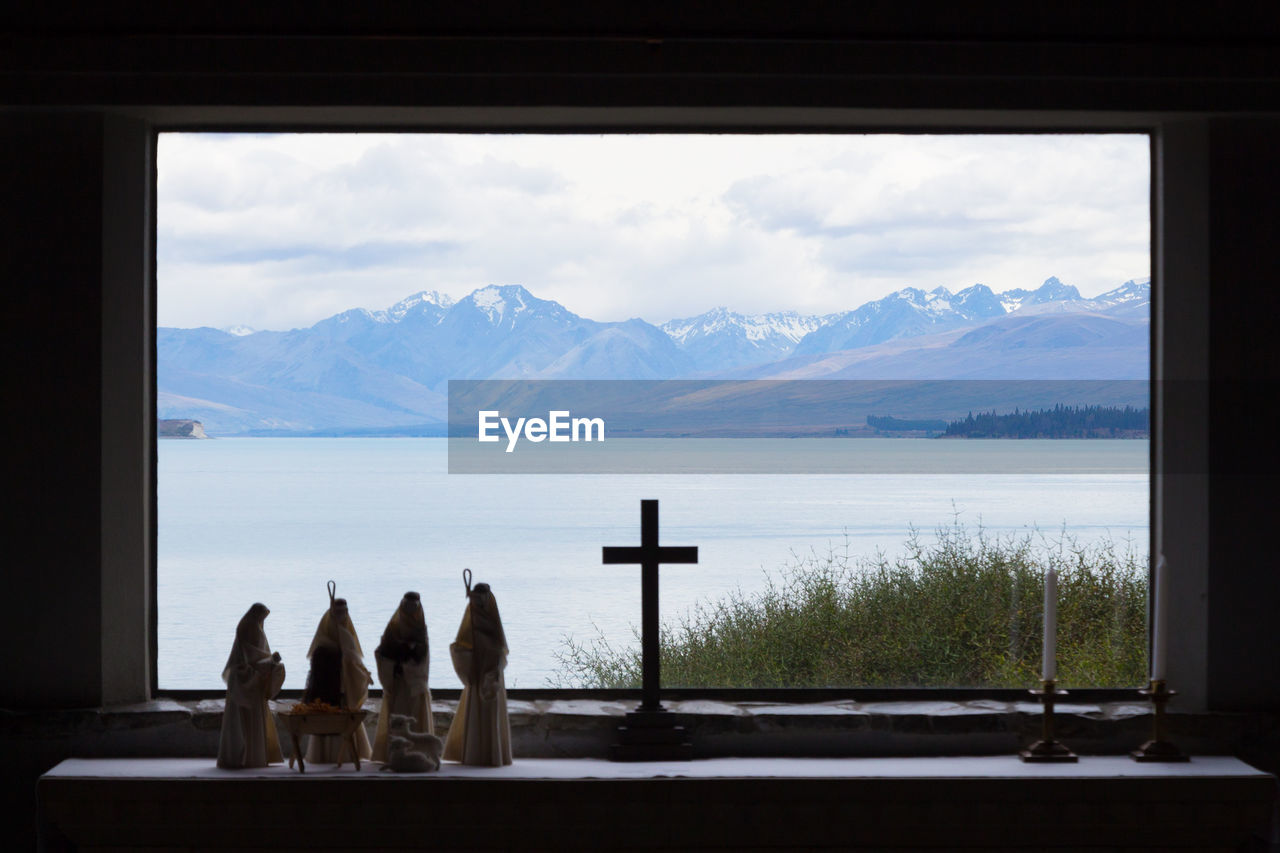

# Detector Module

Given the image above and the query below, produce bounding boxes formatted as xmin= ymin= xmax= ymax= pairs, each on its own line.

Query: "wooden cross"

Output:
xmin=602 ymin=499 xmax=698 ymax=713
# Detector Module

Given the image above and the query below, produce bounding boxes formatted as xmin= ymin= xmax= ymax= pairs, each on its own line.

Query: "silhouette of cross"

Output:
xmin=602 ymin=499 xmax=698 ymax=712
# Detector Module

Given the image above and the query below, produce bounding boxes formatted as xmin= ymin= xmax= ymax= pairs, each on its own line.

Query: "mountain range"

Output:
xmin=158 ymin=276 xmax=1150 ymax=435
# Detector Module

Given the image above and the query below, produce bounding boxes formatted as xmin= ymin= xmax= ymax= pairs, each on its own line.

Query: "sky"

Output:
xmin=157 ymin=133 xmax=1150 ymax=331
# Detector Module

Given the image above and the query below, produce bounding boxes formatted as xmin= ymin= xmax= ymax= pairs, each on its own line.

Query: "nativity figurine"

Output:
xmin=380 ymin=713 xmax=443 ymax=772
xmin=216 ymin=602 xmax=286 ymax=768
xmin=373 ymin=591 xmax=434 ymax=763
xmin=302 ymin=581 xmax=373 ymax=765
xmin=443 ymin=570 xmax=513 ymax=766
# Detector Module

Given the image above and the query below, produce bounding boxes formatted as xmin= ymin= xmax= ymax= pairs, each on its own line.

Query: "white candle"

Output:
xmin=1151 ymin=555 xmax=1168 ymax=681
xmin=1042 ymin=567 xmax=1057 ymax=682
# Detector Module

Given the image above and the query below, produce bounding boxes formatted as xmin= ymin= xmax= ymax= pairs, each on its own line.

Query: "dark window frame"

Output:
xmin=148 ymin=123 xmax=1157 ymax=705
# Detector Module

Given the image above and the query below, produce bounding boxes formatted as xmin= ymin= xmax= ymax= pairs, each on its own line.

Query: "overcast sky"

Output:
xmin=157 ymin=133 xmax=1150 ymax=331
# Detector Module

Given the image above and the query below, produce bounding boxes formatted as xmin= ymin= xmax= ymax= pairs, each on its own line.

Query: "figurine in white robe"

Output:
xmin=443 ymin=574 xmax=512 ymax=766
xmin=372 ymin=591 xmax=434 ymax=763
xmin=216 ymin=603 xmax=286 ymax=768
xmin=303 ymin=595 xmax=373 ymax=764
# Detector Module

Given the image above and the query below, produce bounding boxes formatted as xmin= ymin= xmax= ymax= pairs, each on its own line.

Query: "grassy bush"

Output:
xmin=554 ymin=522 xmax=1148 ymax=688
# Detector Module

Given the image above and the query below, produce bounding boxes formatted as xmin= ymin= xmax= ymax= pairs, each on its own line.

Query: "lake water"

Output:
xmin=158 ymin=437 xmax=1149 ymax=690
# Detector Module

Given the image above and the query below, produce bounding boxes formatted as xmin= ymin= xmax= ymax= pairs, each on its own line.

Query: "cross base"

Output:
xmin=1131 ymin=739 xmax=1191 ymax=762
xmin=1019 ymin=739 xmax=1079 ymax=763
xmin=609 ymin=707 xmax=693 ymax=762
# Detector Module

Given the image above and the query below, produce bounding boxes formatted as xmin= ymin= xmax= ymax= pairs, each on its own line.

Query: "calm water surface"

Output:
xmin=158 ymin=438 xmax=1148 ymax=690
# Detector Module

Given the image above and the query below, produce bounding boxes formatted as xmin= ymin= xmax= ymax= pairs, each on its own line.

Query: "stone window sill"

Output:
xmin=7 ymin=698 xmax=1278 ymax=763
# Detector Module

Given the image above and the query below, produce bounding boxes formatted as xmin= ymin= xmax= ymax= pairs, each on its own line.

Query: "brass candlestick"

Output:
xmin=1130 ymin=679 xmax=1189 ymax=762
xmin=1020 ymin=679 xmax=1078 ymax=762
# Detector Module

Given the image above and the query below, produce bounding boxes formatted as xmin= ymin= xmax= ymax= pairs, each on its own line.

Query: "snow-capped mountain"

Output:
xmin=996 ymin=276 xmax=1084 ymax=314
xmin=158 ymin=276 xmax=1150 ymax=435
xmin=425 ymin=285 xmax=609 ymax=381
xmin=660 ymin=308 xmax=831 ymax=372
xmin=791 ymin=282 xmax=1009 ymax=356
xmin=1088 ymin=278 xmax=1151 ymax=318
xmin=159 ymin=284 xmax=687 ymax=433
xmin=309 ymin=290 xmax=454 ymax=344
xmin=385 ymin=289 xmax=454 ymax=321
xmin=730 ymin=311 xmax=1149 ymax=381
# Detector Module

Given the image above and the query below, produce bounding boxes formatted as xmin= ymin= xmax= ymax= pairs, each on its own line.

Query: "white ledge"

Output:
xmin=42 ymin=755 xmax=1271 ymax=780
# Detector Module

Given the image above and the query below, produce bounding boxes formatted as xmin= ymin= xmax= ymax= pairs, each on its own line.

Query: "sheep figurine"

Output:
xmin=380 ymin=713 xmax=443 ymax=772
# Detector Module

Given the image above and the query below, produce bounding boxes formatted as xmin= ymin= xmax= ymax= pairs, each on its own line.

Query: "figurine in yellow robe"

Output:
xmin=302 ymin=586 xmax=373 ymax=764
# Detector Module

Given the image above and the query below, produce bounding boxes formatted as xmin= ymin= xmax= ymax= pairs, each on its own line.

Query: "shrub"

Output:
xmin=553 ymin=522 xmax=1147 ymax=688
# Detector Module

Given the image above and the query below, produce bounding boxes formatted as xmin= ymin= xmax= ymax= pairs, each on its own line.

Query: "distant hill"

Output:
xmin=157 ymin=418 xmax=209 ymax=439
xmin=158 ymin=277 xmax=1150 ymax=435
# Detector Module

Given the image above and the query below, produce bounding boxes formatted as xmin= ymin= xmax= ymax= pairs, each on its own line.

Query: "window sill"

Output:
xmin=7 ymin=697 xmax=1278 ymax=764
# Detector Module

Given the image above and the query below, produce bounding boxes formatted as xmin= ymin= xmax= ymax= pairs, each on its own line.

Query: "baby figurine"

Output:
xmin=380 ymin=713 xmax=443 ymax=772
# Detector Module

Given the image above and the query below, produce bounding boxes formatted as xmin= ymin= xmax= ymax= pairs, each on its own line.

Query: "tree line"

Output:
xmin=866 ymin=414 xmax=949 ymax=432
xmin=943 ymin=404 xmax=1149 ymax=438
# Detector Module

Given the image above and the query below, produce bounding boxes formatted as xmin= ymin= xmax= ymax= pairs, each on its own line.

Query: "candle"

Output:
xmin=1042 ymin=566 xmax=1057 ymax=682
xmin=1151 ymin=555 xmax=1168 ymax=681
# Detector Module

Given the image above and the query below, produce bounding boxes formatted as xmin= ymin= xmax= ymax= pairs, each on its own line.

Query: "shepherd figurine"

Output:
xmin=442 ymin=569 xmax=512 ymax=766
xmin=372 ymin=591 xmax=433 ymax=763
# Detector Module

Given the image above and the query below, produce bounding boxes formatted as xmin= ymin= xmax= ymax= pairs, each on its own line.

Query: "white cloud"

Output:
xmin=157 ymin=133 xmax=1150 ymax=330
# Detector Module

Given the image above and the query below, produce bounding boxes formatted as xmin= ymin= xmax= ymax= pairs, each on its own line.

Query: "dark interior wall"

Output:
xmin=98 ymin=114 xmax=153 ymax=705
xmin=1206 ymin=118 xmax=1280 ymax=711
xmin=6 ymin=4 xmax=1280 ymax=113
xmin=1 ymin=5 xmax=1279 ymax=712
xmin=1 ymin=113 xmax=105 ymax=709
xmin=2 ymin=9 xmax=1280 ymax=851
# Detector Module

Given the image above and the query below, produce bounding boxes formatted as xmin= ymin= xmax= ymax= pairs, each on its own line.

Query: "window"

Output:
xmin=155 ymin=132 xmax=1151 ymax=692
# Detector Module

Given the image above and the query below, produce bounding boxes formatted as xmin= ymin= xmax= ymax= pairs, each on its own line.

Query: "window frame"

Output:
xmin=141 ymin=117 xmax=1175 ymax=706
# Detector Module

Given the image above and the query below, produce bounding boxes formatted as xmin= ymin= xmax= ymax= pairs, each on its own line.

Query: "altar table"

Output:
xmin=39 ymin=756 xmax=1275 ymax=851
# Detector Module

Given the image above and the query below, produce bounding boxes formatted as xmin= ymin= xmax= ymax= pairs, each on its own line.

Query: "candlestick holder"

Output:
xmin=1130 ymin=679 xmax=1189 ymax=762
xmin=1019 ymin=679 xmax=1078 ymax=762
